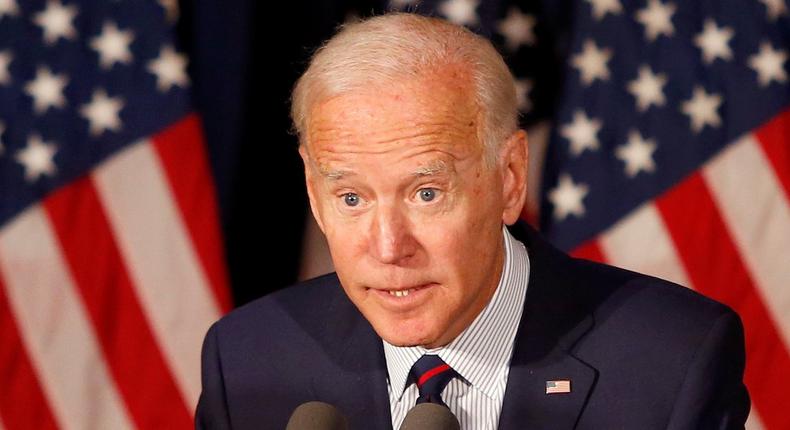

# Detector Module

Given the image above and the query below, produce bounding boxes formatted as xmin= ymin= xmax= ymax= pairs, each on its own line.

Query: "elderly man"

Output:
xmin=196 ymin=13 xmax=749 ymax=430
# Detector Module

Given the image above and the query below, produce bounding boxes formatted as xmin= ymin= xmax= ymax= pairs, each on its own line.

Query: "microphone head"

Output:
xmin=399 ymin=403 xmax=460 ymax=430
xmin=285 ymin=401 xmax=349 ymax=430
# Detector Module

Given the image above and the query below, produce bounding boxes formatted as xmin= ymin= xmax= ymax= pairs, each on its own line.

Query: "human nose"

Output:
xmin=369 ymin=202 xmax=418 ymax=265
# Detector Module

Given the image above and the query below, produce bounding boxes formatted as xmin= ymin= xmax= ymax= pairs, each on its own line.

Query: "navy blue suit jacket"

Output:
xmin=196 ymin=223 xmax=750 ymax=429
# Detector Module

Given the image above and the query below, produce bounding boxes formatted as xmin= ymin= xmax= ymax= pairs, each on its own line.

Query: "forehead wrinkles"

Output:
xmin=305 ymin=69 xmax=486 ymax=178
xmin=310 ymin=124 xmax=476 ymax=158
xmin=314 ymin=145 xmax=462 ymax=180
xmin=307 ymin=105 xmax=478 ymax=148
xmin=307 ymin=69 xmax=480 ymax=142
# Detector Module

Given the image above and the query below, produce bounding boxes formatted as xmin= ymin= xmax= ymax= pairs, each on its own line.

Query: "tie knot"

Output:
xmin=409 ymin=355 xmax=457 ymax=406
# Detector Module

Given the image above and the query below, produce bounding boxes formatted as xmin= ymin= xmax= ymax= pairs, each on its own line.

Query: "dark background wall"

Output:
xmin=178 ymin=0 xmax=391 ymax=306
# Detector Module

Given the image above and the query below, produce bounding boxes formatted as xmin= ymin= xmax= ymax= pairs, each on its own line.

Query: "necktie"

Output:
xmin=409 ymin=354 xmax=457 ymax=406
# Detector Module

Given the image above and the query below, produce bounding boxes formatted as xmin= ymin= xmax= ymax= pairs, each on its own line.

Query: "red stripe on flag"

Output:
xmin=656 ymin=172 xmax=790 ymax=430
xmin=151 ymin=114 xmax=233 ymax=312
xmin=755 ymin=108 xmax=790 ymax=200
xmin=570 ymin=239 xmax=607 ymax=263
xmin=0 ymin=273 xmax=59 ymax=430
xmin=43 ymin=176 xmax=193 ymax=429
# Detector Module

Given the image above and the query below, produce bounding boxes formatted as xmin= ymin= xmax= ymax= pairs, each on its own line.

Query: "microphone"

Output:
xmin=399 ymin=403 xmax=460 ymax=430
xmin=285 ymin=401 xmax=349 ymax=430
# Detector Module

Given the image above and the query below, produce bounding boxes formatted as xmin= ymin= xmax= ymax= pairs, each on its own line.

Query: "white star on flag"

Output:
xmin=439 ymin=0 xmax=479 ymax=27
xmin=147 ymin=45 xmax=190 ymax=92
xmin=748 ymin=41 xmax=788 ymax=87
xmin=586 ymin=0 xmax=622 ymax=20
xmin=681 ymin=86 xmax=723 ymax=133
xmin=572 ymin=39 xmax=612 ymax=85
xmin=33 ymin=0 xmax=78 ymax=45
xmin=561 ymin=110 xmax=603 ymax=156
xmin=515 ymin=78 xmax=533 ymax=112
xmin=635 ymin=0 xmax=676 ymax=42
xmin=627 ymin=65 xmax=667 ymax=112
xmin=15 ymin=134 xmax=58 ymax=182
xmin=694 ymin=19 xmax=734 ymax=64
xmin=90 ymin=22 xmax=135 ymax=69
xmin=759 ymin=0 xmax=788 ymax=21
xmin=497 ymin=7 xmax=536 ymax=51
xmin=0 ymin=50 xmax=11 ymax=85
xmin=616 ymin=130 xmax=658 ymax=177
xmin=24 ymin=66 xmax=69 ymax=114
xmin=548 ymin=173 xmax=589 ymax=221
xmin=80 ymin=89 xmax=125 ymax=136
xmin=0 ymin=0 xmax=19 ymax=18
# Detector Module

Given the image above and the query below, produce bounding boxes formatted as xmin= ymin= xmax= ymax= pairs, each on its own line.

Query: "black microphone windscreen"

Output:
xmin=399 ymin=403 xmax=460 ymax=430
xmin=285 ymin=401 xmax=349 ymax=430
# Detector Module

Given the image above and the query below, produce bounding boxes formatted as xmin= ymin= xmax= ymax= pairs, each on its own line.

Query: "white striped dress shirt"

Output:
xmin=383 ymin=225 xmax=530 ymax=429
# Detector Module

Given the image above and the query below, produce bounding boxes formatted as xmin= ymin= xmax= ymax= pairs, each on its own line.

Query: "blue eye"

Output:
xmin=343 ymin=193 xmax=360 ymax=207
xmin=418 ymin=188 xmax=436 ymax=202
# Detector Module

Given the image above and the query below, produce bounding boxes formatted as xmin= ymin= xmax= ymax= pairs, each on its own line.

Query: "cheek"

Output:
xmin=324 ymin=226 xmax=367 ymax=269
xmin=426 ymin=210 xmax=501 ymax=278
xmin=416 ymin=223 xmax=474 ymax=275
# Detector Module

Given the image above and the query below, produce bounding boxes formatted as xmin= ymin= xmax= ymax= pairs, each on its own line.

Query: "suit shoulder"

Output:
xmin=566 ymin=258 xmax=748 ymax=426
xmin=212 ymin=272 xmax=348 ymax=338
xmin=516 ymin=223 xmax=736 ymax=325
xmin=571 ymin=256 xmax=737 ymax=322
xmin=564 ymin=258 xmax=743 ymax=367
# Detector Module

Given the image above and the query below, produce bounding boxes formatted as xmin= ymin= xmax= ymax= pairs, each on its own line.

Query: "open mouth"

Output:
xmin=387 ymin=289 xmax=415 ymax=297
xmin=380 ymin=283 xmax=433 ymax=297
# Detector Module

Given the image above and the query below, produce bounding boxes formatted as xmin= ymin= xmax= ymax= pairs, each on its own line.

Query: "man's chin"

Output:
xmin=375 ymin=324 xmax=437 ymax=348
xmin=383 ymin=337 xmax=425 ymax=348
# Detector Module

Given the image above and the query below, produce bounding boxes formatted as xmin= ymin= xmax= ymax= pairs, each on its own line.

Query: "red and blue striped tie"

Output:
xmin=409 ymin=355 xmax=458 ymax=406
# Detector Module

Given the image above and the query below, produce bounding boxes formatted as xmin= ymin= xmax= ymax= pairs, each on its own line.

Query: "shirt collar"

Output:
xmin=383 ymin=225 xmax=530 ymax=401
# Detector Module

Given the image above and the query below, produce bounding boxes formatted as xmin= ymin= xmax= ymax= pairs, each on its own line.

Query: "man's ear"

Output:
xmin=500 ymin=129 xmax=529 ymax=225
xmin=299 ymin=144 xmax=326 ymax=234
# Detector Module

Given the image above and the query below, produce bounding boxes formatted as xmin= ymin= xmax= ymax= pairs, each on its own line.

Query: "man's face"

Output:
xmin=301 ymin=70 xmax=527 ymax=348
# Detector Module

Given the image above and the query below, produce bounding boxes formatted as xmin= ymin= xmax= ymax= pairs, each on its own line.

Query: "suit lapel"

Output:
xmin=336 ymin=316 xmax=393 ymax=430
xmin=499 ymin=223 xmax=598 ymax=429
xmin=309 ymin=283 xmax=393 ymax=429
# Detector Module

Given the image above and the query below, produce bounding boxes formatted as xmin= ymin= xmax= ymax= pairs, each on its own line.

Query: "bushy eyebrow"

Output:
xmin=412 ymin=160 xmax=449 ymax=177
xmin=321 ymin=169 xmax=350 ymax=180
xmin=315 ymin=161 xmax=352 ymax=180
xmin=317 ymin=159 xmax=451 ymax=181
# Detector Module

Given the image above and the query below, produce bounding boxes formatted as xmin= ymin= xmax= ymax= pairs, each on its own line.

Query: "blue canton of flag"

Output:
xmin=541 ymin=0 xmax=789 ymax=250
xmin=0 ymin=0 xmax=190 ymax=224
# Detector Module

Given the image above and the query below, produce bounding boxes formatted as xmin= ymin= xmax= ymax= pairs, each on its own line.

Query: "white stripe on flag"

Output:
xmin=599 ymin=203 xmax=691 ymax=287
xmin=0 ymin=206 xmax=133 ymax=430
xmin=93 ymin=139 xmax=221 ymax=408
xmin=703 ymin=135 xmax=790 ymax=348
xmin=746 ymin=409 xmax=765 ymax=430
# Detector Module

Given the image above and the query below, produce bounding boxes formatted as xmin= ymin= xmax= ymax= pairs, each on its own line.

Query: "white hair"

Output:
xmin=290 ymin=12 xmax=518 ymax=166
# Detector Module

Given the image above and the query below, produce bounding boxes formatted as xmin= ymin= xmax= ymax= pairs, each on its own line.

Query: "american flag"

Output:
xmin=382 ymin=0 xmax=789 ymax=428
xmin=0 ymin=0 xmax=231 ymax=428
xmin=545 ymin=379 xmax=572 ymax=394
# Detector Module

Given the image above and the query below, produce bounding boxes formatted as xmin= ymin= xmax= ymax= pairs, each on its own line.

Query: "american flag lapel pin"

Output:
xmin=546 ymin=380 xmax=572 ymax=394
